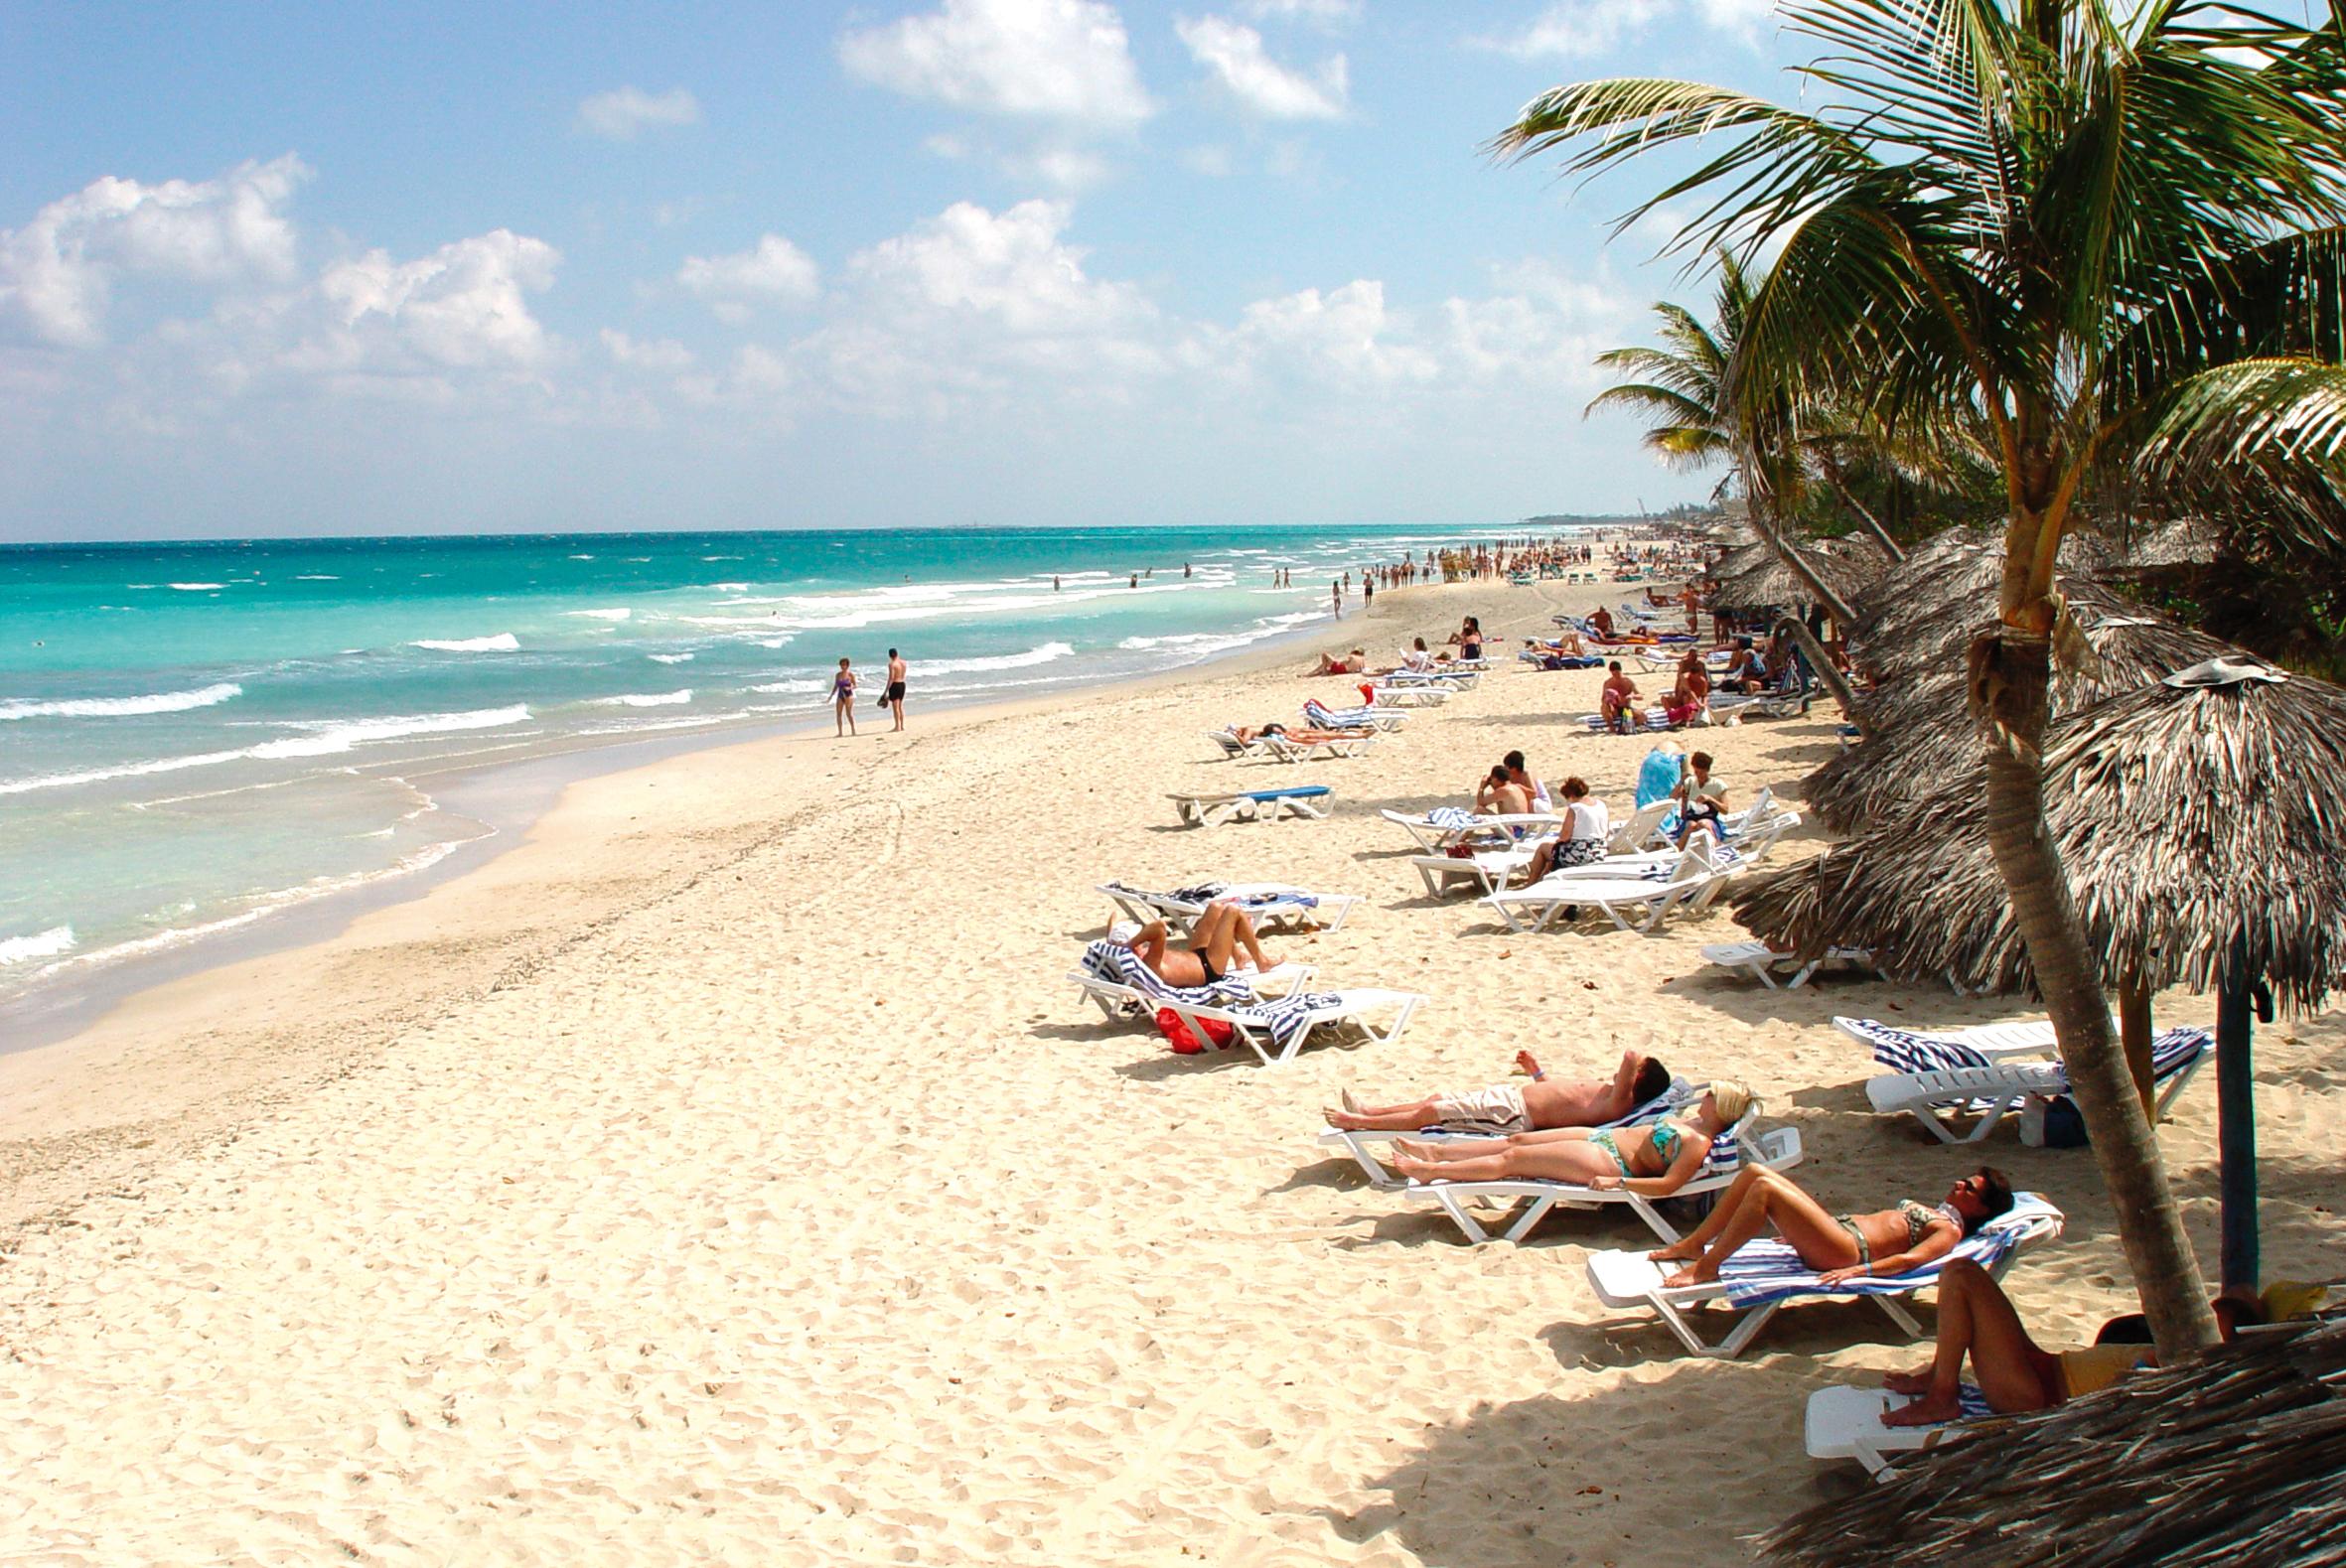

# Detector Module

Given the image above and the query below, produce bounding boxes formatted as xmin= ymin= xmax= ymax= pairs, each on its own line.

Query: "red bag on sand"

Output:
xmin=1154 ymin=1007 xmax=1234 ymax=1054
xmin=1358 ymin=682 xmax=1376 ymax=705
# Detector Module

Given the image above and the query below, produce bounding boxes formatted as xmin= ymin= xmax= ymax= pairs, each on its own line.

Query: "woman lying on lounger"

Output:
xmin=1648 ymin=1165 xmax=2014 ymax=1289
xmin=1225 ymin=722 xmax=1355 ymax=746
xmin=1389 ymin=1080 xmax=1755 ymax=1194
xmin=1121 ymin=904 xmax=1279 ymax=988
xmin=1326 ymin=1048 xmax=1672 ymax=1135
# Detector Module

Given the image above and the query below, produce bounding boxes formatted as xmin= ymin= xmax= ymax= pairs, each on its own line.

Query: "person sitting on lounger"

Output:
xmin=1665 ymin=656 xmax=1711 ymax=728
xmin=1447 ymin=618 xmax=1486 ymax=660
xmin=1326 ymin=1048 xmax=1673 ymax=1135
xmin=1590 ymin=606 xmax=1617 ymax=641
xmin=1600 ymin=662 xmax=1642 ymax=733
xmin=1513 ymin=778 xmax=1608 ymax=883
xmin=1501 ymin=750 xmax=1551 ymax=811
xmin=1672 ymin=752 xmax=1728 ymax=846
xmin=1475 ymin=765 xmax=1536 ymax=815
xmin=1389 ymin=1080 xmax=1755 ymax=1193
xmin=1721 ymin=637 xmax=1769 ymax=694
xmin=1312 ymin=647 xmax=1368 ymax=676
xmin=1399 ymin=638 xmax=1436 ymax=672
xmin=1879 ymin=1259 xmax=2266 ymax=1427
xmin=1120 ymin=904 xmax=1279 ymax=988
xmin=1647 ymin=1166 xmax=2014 ymax=1289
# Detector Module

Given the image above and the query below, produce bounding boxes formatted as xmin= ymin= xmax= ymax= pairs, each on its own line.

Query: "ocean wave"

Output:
xmin=648 ymin=652 xmax=694 ymax=663
xmin=0 ymin=749 xmax=252 ymax=796
xmin=0 ymin=681 xmax=243 ymax=721
xmin=248 ymin=705 xmax=534 ymax=759
xmin=590 ymin=690 xmax=693 ymax=708
xmin=916 ymin=641 xmax=1075 ymax=675
xmin=169 ymin=582 xmax=226 ymax=591
xmin=564 ymin=608 xmax=633 ymax=622
xmin=707 ymin=582 xmax=752 ymax=592
xmin=1118 ymin=633 xmax=1233 ymax=650
xmin=750 ymin=677 xmax=827 ymax=694
xmin=294 ymin=574 xmax=340 ymax=581
xmin=0 ymin=926 xmax=75 ymax=965
xmin=410 ymin=634 xmax=520 ymax=652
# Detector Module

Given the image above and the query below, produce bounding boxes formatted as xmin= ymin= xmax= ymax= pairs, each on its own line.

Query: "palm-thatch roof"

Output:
xmin=1808 ymin=596 xmax=2231 ymax=831
xmin=1711 ymin=539 xmax=1884 ymax=611
xmin=1759 ymin=1315 xmax=2346 ymax=1567
xmin=1741 ymin=656 xmax=2346 ymax=1008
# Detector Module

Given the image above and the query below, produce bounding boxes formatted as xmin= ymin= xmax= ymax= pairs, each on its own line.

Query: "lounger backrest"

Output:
xmin=1845 ymin=1018 xmax=1996 ymax=1074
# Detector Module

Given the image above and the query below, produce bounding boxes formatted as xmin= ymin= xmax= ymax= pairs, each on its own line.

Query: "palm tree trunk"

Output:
xmin=1818 ymin=463 xmax=1906 ymax=563
xmin=1973 ymin=630 xmax=2221 ymax=1360
xmin=1771 ymin=616 xmax=1864 ymax=718
xmin=2118 ymin=980 xmax=2156 ymax=1119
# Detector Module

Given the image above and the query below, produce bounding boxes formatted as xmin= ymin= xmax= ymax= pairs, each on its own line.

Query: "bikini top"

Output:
xmin=1896 ymin=1199 xmax=1963 ymax=1246
xmin=1646 ymin=1118 xmax=1686 ymax=1167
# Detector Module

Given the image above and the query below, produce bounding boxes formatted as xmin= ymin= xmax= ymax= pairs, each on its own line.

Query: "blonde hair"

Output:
xmin=1707 ymin=1079 xmax=1757 ymax=1125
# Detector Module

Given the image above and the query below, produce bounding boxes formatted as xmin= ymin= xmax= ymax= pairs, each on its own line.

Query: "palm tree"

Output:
xmin=1590 ymin=257 xmax=1869 ymax=714
xmin=1498 ymin=0 xmax=2346 ymax=1356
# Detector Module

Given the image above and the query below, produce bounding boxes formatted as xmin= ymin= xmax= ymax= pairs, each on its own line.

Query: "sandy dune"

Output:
xmin=1 ymin=576 xmax=2335 ymax=1565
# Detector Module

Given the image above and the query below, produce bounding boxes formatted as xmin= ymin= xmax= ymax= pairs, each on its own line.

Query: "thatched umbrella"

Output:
xmin=1808 ymin=599 xmax=2231 ymax=831
xmin=1711 ymin=539 xmax=1883 ymax=612
xmin=1740 ymin=655 xmax=2346 ymax=1285
xmin=1758 ymin=1315 xmax=2346 ymax=1567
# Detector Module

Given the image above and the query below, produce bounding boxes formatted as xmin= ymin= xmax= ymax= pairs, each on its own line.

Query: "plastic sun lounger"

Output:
xmin=1863 ymin=1027 xmax=2213 ymax=1144
xmin=1701 ymin=941 xmax=1880 ymax=990
xmin=1583 ymin=1194 xmax=2066 ymax=1358
xmin=1379 ymin=808 xmax=1560 ymax=854
xmin=1070 ymin=955 xmax=1321 ymax=1020
xmin=1261 ymin=732 xmax=1375 ymax=764
xmin=1805 ymin=1384 xmax=1998 ymax=1481
xmin=1383 ymin=668 xmax=1481 ymax=690
xmin=1482 ymin=847 xmax=1729 ymax=934
xmin=1097 ymin=881 xmax=1363 ymax=935
xmin=1371 ymin=685 xmax=1450 ymax=708
xmin=1149 ymin=986 xmax=1427 ymax=1067
xmin=1582 ymin=705 xmax=1681 ymax=734
xmin=1169 ymin=784 xmax=1334 ymax=826
xmin=1408 ymin=848 xmax=1538 ymax=898
xmin=1400 ymin=1124 xmax=1805 ymax=1245
xmin=1301 ymin=700 xmax=1405 ymax=733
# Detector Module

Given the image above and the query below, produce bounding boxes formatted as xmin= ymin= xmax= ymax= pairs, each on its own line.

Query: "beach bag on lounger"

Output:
xmin=1154 ymin=1006 xmax=1236 ymax=1055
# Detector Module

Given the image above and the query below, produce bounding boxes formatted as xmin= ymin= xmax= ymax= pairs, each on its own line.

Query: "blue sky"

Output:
xmin=1 ymin=0 xmax=1789 ymax=541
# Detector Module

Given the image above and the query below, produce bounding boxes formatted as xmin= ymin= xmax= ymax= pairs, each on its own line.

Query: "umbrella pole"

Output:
xmin=2216 ymin=967 xmax=2258 ymax=1294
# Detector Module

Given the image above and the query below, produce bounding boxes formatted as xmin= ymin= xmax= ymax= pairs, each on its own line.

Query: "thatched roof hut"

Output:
xmin=1711 ymin=539 xmax=1884 ymax=611
xmin=1807 ymin=598 xmax=2232 ymax=831
xmin=1758 ymin=1315 xmax=2346 ymax=1567
xmin=1740 ymin=656 xmax=2346 ymax=1008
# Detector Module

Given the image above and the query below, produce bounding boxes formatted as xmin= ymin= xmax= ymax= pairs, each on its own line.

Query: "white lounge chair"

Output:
xmin=1701 ymin=941 xmax=1880 ymax=990
xmin=1302 ymin=698 xmax=1404 ymax=733
xmin=1482 ymin=845 xmax=1729 ymax=934
xmin=1371 ymin=684 xmax=1450 ymax=708
xmin=1379 ymin=806 xmax=1559 ymax=854
xmin=1833 ymin=1015 xmax=2067 ymax=1069
xmin=1098 ymin=880 xmax=1362 ymax=935
xmin=1583 ymin=1194 xmax=2066 ymax=1357
xmin=1148 ymin=985 xmax=1427 ymax=1068
xmin=1864 ymin=1026 xmax=2213 ymax=1144
xmin=1400 ymin=1124 xmax=1804 ymax=1245
xmin=1261 ymin=732 xmax=1375 ymax=763
xmin=1407 ymin=847 xmax=1538 ymax=897
xmin=1382 ymin=667 xmax=1480 ymax=690
xmin=1605 ymin=799 xmax=1675 ymax=854
xmin=1318 ymin=1077 xmax=1705 ymax=1188
xmin=1581 ymin=705 xmax=1680 ymax=734
xmin=1805 ymin=1384 xmax=1997 ymax=1480
xmin=1169 ymin=784 xmax=1334 ymax=826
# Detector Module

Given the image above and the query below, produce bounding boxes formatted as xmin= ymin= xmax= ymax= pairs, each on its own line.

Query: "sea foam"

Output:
xmin=410 ymin=634 xmax=520 ymax=652
xmin=590 ymin=690 xmax=693 ymax=708
xmin=0 ymin=926 xmax=75 ymax=965
xmin=0 ymin=682 xmax=243 ymax=721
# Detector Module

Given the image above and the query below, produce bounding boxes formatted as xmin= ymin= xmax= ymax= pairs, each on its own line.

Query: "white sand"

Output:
xmin=0 ymin=576 xmax=2336 ymax=1565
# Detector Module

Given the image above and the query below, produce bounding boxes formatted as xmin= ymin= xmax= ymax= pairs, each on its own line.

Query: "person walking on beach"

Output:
xmin=1053 ymin=575 xmax=1061 ymax=591
xmin=884 ymin=647 xmax=908 ymax=733
xmin=831 ymin=657 xmax=856 ymax=737
xmin=1363 ymin=574 xmax=1374 ymax=610
xmin=1331 ymin=579 xmax=1342 ymax=618
xmin=1129 ymin=573 xmax=1138 ymax=589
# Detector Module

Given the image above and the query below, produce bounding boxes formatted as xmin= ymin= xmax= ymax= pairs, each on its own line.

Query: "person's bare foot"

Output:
xmin=1342 ymin=1088 xmax=1365 ymax=1116
xmin=1324 ymin=1106 xmax=1362 ymax=1130
xmin=1515 ymin=1050 xmax=1540 ymax=1078
xmin=1881 ymin=1392 xmax=1964 ymax=1428
xmin=1391 ymin=1153 xmax=1435 ymax=1181
xmin=1660 ymin=1260 xmax=1718 ymax=1289
xmin=1647 ymin=1240 xmax=1701 ymax=1265
xmin=1884 ymin=1368 xmax=1934 ymax=1396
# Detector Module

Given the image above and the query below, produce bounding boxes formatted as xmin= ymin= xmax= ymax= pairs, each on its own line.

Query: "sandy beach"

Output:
xmin=1 ymin=573 xmax=2337 ymax=1565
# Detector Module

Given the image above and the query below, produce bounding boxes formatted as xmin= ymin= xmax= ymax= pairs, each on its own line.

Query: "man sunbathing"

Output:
xmin=1387 ymin=1081 xmax=1755 ymax=1194
xmin=1225 ymin=723 xmax=1355 ymax=746
xmin=1311 ymin=647 xmax=1368 ymax=675
xmin=1879 ymin=1260 xmax=2266 ymax=1427
xmin=1648 ymin=1166 xmax=2013 ymax=1289
xmin=1326 ymin=1049 xmax=1673 ymax=1135
xmin=1121 ymin=904 xmax=1278 ymax=988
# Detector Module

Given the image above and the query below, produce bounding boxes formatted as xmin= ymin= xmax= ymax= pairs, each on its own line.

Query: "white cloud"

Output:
xmin=1477 ymin=0 xmax=1769 ymax=58
xmin=1241 ymin=0 xmax=1361 ymax=24
xmin=1182 ymin=144 xmax=1236 ymax=177
xmin=1220 ymin=280 xmax=1435 ymax=383
xmin=838 ymin=0 xmax=1154 ymax=129
xmin=1176 ymin=16 xmax=1348 ymax=119
xmin=576 ymin=86 xmax=702 ymax=140
xmin=601 ymin=329 xmax=695 ymax=372
xmin=312 ymin=230 xmax=561 ymax=370
xmin=676 ymin=234 xmax=821 ymax=322
xmin=0 ymin=155 xmax=308 ymax=347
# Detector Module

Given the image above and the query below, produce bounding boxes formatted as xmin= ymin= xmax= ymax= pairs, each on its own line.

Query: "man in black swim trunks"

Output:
xmin=885 ymin=647 xmax=907 ymax=733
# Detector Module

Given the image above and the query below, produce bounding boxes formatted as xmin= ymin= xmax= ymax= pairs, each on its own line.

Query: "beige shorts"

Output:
xmin=1430 ymin=1081 xmax=1532 ymax=1134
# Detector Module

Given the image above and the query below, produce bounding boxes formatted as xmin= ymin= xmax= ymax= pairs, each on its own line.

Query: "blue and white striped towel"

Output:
xmin=1424 ymin=806 xmax=1478 ymax=830
xmin=1080 ymin=940 xmax=1258 ymax=1009
xmin=1715 ymin=1194 xmax=2061 ymax=1306
xmin=1850 ymin=1020 xmax=2211 ymax=1079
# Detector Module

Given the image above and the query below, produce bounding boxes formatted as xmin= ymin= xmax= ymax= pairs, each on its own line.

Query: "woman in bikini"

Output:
xmin=1647 ymin=1166 xmax=2014 ymax=1289
xmin=1120 ymin=903 xmax=1279 ymax=988
xmin=1388 ymin=1080 xmax=1755 ymax=1195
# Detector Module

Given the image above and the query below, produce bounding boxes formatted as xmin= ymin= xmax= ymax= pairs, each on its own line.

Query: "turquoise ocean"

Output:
xmin=0 ymin=523 xmax=1561 ymax=1011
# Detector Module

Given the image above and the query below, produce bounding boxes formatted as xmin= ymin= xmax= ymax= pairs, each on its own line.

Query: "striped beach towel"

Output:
xmin=1079 ymin=940 xmax=1257 ymax=1010
xmin=1716 ymin=1195 xmax=2062 ymax=1307
xmin=1303 ymin=699 xmax=1378 ymax=729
